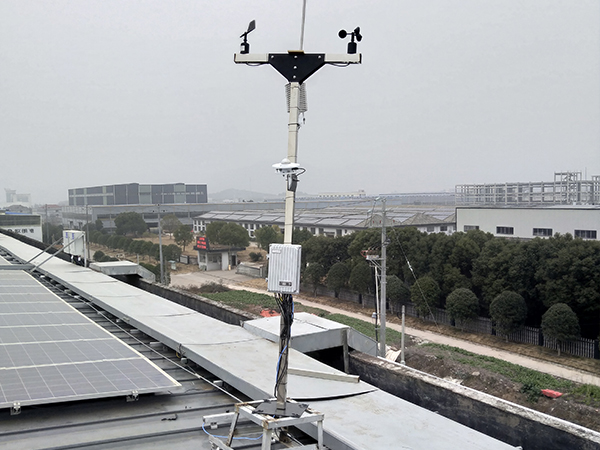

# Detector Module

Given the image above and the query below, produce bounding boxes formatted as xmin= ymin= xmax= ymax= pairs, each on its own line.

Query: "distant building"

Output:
xmin=193 ymin=236 xmax=244 ymax=271
xmin=318 ymin=190 xmax=366 ymax=199
xmin=0 ymin=212 xmax=42 ymax=241
xmin=33 ymin=204 xmax=63 ymax=226
xmin=455 ymin=172 xmax=600 ymax=206
xmin=456 ymin=205 xmax=600 ymax=240
xmin=193 ymin=206 xmax=456 ymax=238
xmin=4 ymin=188 xmax=31 ymax=205
xmin=68 ymin=183 xmax=207 ymax=206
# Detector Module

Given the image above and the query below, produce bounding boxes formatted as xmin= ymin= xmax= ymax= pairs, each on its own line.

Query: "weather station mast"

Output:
xmin=203 ymin=7 xmax=362 ymax=450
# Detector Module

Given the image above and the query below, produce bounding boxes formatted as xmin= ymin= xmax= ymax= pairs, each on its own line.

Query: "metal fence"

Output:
xmin=298 ymin=284 xmax=599 ymax=359
xmin=178 ymin=255 xmax=198 ymax=265
xmin=398 ymin=301 xmax=599 ymax=360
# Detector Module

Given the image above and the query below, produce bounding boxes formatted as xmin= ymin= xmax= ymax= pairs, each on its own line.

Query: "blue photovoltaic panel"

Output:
xmin=0 ymin=270 xmax=180 ymax=409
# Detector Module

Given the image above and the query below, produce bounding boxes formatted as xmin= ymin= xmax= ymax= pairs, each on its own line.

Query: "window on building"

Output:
xmin=533 ymin=228 xmax=552 ymax=237
xmin=440 ymin=225 xmax=448 ymax=232
xmin=496 ymin=226 xmax=514 ymax=235
xmin=426 ymin=226 xmax=435 ymax=232
xmin=336 ymin=229 xmax=342 ymax=236
xmin=575 ymin=229 xmax=597 ymax=239
xmin=318 ymin=228 xmax=324 ymax=235
xmin=464 ymin=225 xmax=479 ymax=231
xmin=310 ymin=227 xmax=315 ymax=234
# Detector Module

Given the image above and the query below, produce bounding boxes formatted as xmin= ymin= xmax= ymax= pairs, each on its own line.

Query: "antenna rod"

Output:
xmin=299 ymin=0 xmax=307 ymax=50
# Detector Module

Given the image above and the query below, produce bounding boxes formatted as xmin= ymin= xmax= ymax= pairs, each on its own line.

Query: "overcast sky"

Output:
xmin=1 ymin=1 xmax=599 ymax=204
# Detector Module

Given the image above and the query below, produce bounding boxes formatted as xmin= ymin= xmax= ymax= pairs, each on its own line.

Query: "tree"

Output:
xmin=446 ymin=288 xmax=480 ymax=330
xmin=140 ymin=240 xmax=154 ymax=259
xmin=303 ymin=262 xmax=326 ymax=296
xmin=161 ymin=214 xmax=182 ymax=236
xmin=114 ymin=212 xmax=147 ymax=237
xmin=326 ymin=262 xmax=350 ymax=298
xmin=303 ymin=234 xmax=353 ymax=270
xmin=97 ymin=233 xmax=109 ymax=247
xmin=163 ymin=244 xmax=182 ymax=262
xmin=387 ymin=275 xmax=410 ymax=313
xmin=173 ymin=225 xmax=193 ymax=251
xmin=254 ymin=225 xmax=282 ymax=249
xmin=489 ymin=291 xmax=527 ymax=341
xmin=205 ymin=222 xmax=225 ymax=244
xmin=410 ymin=276 xmax=441 ymax=318
xmin=217 ymin=223 xmax=250 ymax=247
xmin=542 ymin=303 xmax=580 ymax=356
xmin=349 ymin=261 xmax=372 ymax=299
xmin=95 ymin=218 xmax=104 ymax=233
xmin=42 ymin=223 xmax=63 ymax=245
xmin=292 ymin=228 xmax=313 ymax=245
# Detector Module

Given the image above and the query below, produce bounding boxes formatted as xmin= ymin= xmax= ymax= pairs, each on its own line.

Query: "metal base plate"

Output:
xmin=254 ymin=399 xmax=308 ymax=418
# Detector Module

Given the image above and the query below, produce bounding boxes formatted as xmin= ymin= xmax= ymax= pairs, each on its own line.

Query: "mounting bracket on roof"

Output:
xmin=10 ymin=402 xmax=21 ymax=416
xmin=126 ymin=391 xmax=139 ymax=402
xmin=204 ymin=399 xmax=325 ymax=450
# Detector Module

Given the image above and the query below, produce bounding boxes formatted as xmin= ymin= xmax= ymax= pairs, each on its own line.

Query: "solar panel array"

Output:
xmin=0 ymin=270 xmax=180 ymax=409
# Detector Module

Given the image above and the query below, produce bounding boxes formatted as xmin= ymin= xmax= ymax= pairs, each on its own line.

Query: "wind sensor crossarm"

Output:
xmin=234 ymin=52 xmax=361 ymax=84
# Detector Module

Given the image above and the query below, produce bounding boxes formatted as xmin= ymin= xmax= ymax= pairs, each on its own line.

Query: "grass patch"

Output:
xmin=327 ymin=314 xmax=404 ymax=347
xmin=201 ymin=290 xmax=278 ymax=311
xmin=424 ymin=343 xmax=574 ymax=402
xmin=293 ymin=303 xmax=330 ymax=316
xmin=179 ymin=282 xmax=231 ymax=294
xmin=572 ymin=384 xmax=600 ymax=406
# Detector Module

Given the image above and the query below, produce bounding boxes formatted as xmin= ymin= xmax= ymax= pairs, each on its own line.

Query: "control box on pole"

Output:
xmin=267 ymin=244 xmax=302 ymax=294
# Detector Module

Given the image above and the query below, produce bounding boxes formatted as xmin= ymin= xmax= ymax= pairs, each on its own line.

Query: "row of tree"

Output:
xmin=88 ymin=230 xmax=182 ymax=262
xmin=112 ymin=212 xmax=194 ymax=251
xmin=443 ymin=288 xmax=580 ymax=355
xmin=299 ymin=228 xmax=600 ymax=339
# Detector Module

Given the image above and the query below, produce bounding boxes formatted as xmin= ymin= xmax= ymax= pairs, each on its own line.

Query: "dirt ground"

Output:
xmin=404 ymin=344 xmax=600 ymax=432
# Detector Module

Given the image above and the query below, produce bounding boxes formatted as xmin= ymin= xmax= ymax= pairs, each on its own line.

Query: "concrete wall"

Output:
xmin=135 ymin=279 xmax=256 ymax=325
xmin=236 ymin=262 xmax=265 ymax=278
xmin=350 ymin=352 xmax=600 ymax=450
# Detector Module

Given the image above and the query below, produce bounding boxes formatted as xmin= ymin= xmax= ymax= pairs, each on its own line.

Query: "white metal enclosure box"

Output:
xmin=267 ymin=244 xmax=301 ymax=294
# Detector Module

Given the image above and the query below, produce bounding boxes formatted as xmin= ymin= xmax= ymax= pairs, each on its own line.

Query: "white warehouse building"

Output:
xmin=193 ymin=207 xmax=456 ymax=238
xmin=456 ymin=206 xmax=600 ymax=240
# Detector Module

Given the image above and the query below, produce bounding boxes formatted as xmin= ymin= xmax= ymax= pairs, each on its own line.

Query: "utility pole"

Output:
xmin=380 ymin=197 xmax=387 ymax=357
xmin=235 ymin=21 xmax=362 ymax=415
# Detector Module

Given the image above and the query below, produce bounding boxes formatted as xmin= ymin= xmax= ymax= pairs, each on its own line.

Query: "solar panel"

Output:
xmin=0 ymin=270 xmax=181 ymax=410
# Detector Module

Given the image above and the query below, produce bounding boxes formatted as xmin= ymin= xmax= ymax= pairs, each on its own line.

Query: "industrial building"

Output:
xmin=61 ymin=197 xmax=372 ymax=232
xmin=456 ymin=205 xmax=600 ymax=240
xmin=68 ymin=183 xmax=208 ymax=206
xmin=193 ymin=206 xmax=456 ymax=238
xmin=455 ymin=172 xmax=600 ymax=206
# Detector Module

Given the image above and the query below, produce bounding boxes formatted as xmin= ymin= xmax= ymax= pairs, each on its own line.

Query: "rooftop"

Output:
xmin=0 ymin=233 xmax=517 ymax=450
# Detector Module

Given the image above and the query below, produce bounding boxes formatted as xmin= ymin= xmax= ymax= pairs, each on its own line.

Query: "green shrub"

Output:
xmin=249 ymin=251 xmax=263 ymax=262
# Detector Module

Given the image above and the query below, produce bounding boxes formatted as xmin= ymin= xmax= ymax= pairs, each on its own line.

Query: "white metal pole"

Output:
xmin=157 ymin=205 xmax=164 ymax=284
xmin=373 ymin=264 xmax=380 ymax=348
xmin=299 ymin=0 xmax=307 ymax=51
xmin=283 ymin=82 xmax=301 ymax=244
xmin=379 ymin=198 xmax=387 ymax=357
xmin=401 ymin=305 xmax=406 ymax=365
